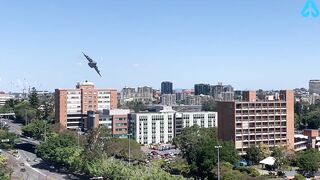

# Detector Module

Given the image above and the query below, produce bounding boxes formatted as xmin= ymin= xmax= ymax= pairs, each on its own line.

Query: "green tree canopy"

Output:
xmin=173 ymin=125 xmax=239 ymax=179
xmin=14 ymin=101 xmax=37 ymax=124
xmin=297 ymin=150 xmax=320 ymax=173
xmin=245 ymin=146 xmax=263 ymax=165
xmin=202 ymin=99 xmax=217 ymax=111
xmin=85 ymin=127 xmax=145 ymax=162
xmin=28 ymin=87 xmax=39 ymax=109
xmin=21 ymin=119 xmax=52 ymax=140
xmin=36 ymin=132 xmax=80 ymax=167
xmin=125 ymin=101 xmax=146 ymax=113
xmin=0 ymin=129 xmax=18 ymax=149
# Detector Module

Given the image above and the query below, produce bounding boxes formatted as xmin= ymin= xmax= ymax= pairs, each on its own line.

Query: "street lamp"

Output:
xmin=77 ymin=128 xmax=81 ymax=151
xmin=127 ymin=133 xmax=132 ymax=166
xmin=215 ymin=145 xmax=222 ymax=180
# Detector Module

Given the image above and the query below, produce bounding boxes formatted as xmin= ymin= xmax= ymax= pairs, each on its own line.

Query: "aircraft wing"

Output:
xmin=82 ymin=52 xmax=93 ymax=63
xmin=94 ymin=66 xmax=102 ymax=77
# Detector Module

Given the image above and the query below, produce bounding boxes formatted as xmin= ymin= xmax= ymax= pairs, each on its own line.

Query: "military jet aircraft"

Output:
xmin=82 ymin=52 xmax=102 ymax=77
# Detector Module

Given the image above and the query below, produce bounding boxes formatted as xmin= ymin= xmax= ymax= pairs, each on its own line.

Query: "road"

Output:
xmin=1 ymin=118 xmax=22 ymax=135
xmin=0 ymin=118 xmax=74 ymax=180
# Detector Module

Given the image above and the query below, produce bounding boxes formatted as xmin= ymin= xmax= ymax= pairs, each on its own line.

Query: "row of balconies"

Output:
xmin=236 ymin=111 xmax=287 ymax=116
xmin=236 ymin=130 xmax=287 ymax=135
xmin=236 ymin=102 xmax=286 ymax=109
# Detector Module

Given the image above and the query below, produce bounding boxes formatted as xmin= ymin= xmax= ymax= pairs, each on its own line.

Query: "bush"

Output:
xmin=294 ymin=174 xmax=306 ymax=180
xmin=236 ymin=167 xmax=260 ymax=177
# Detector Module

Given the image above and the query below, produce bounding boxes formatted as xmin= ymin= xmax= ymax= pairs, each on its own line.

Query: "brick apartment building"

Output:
xmin=87 ymin=109 xmax=130 ymax=138
xmin=218 ymin=90 xmax=294 ymax=155
xmin=55 ymin=81 xmax=117 ymax=130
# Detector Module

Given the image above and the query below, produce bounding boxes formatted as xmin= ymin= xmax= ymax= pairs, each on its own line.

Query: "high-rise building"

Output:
xmin=309 ymin=80 xmax=320 ymax=95
xmin=194 ymin=84 xmax=211 ymax=95
xmin=55 ymin=81 xmax=118 ymax=130
xmin=130 ymin=107 xmax=217 ymax=145
xmin=161 ymin=94 xmax=177 ymax=106
xmin=121 ymin=87 xmax=136 ymax=104
xmin=217 ymin=90 xmax=294 ymax=155
xmin=161 ymin=81 xmax=173 ymax=95
xmin=135 ymin=86 xmax=154 ymax=104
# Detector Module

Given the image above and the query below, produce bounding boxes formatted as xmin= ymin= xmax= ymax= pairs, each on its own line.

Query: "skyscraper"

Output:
xmin=161 ymin=81 xmax=173 ymax=95
xmin=309 ymin=80 xmax=320 ymax=95
xmin=194 ymin=84 xmax=210 ymax=95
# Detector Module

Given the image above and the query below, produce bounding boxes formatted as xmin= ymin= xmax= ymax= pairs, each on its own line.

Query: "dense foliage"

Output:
xmin=202 ymin=99 xmax=217 ymax=111
xmin=173 ymin=125 xmax=239 ymax=179
xmin=125 ymin=101 xmax=146 ymax=113
xmin=245 ymin=146 xmax=263 ymax=165
xmin=36 ymin=132 xmax=80 ymax=167
xmin=0 ymin=87 xmax=55 ymax=124
xmin=295 ymin=102 xmax=320 ymax=129
xmin=74 ymin=156 xmax=184 ymax=180
xmin=0 ymin=129 xmax=18 ymax=149
xmin=21 ymin=119 xmax=52 ymax=140
xmin=297 ymin=150 xmax=320 ymax=173
xmin=36 ymin=127 xmax=181 ymax=179
xmin=0 ymin=155 xmax=10 ymax=180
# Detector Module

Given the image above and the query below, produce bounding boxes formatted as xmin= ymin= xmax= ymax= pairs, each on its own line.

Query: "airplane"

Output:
xmin=82 ymin=52 xmax=102 ymax=77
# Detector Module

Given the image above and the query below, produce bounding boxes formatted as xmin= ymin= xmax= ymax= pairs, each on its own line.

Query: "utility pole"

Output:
xmin=44 ymin=121 xmax=47 ymax=142
xmin=128 ymin=133 xmax=132 ymax=166
xmin=78 ymin=128 xmax=81 ymax=151
xmin=215 ymin=145 xmax=222 ymax=180
xmin=25 ymin=109 xmax=28 ymax=125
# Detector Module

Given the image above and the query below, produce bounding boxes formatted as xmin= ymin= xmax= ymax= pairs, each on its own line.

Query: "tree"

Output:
xmin=36 ymin=132 xmax=80 ymax=166
xmin=271 ymin=146 xmax=289 ymax=170
xmin=202 ymin=99 xmax=217 ymax=111
xmin=104 ymin=138 xmax=145 ymax=161
xmin=28 ymin=87 xmax=39 ymax=109
xmin=21 ymin=120 xmax=52 ymax=140
xmin=14 ymin=101 xmax=37 ymax=124
xmin=73 ymin=156 xmax=184 ymax=180
xmin=126 ymin=101 xmax=146 ymax=113
xmin=0 ymin=155 xmax=10 ymax=180
xmin=0 ymin=129 xmax=17 ymax=149
xmin=294 ymin=174 xmax=306 ymax=180
xmin=297 ymin=150 xmax=320 ymax=173
xmin=85 ymin=127 xmax=145 ymax=161
xmin=222 ymin=169 xmax=248 ymax=180
xmin=258 ymin=142 xmax=271 ymax=159
xmin=245 ymin=146 xmax=263 ymax=165
xmin=163 ymin=158 xmax=190 ymax=177
xmin=173 ymin=125 xmax=239 ymax=179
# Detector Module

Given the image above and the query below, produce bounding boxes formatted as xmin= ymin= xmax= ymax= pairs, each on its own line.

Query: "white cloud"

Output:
xmin=77 ymin=62 xmax=83 ymax=66
xmin=0 ymin=77 xmax=2 ymax=82
xmin=133 ymin=63 xmax=140 ymax=68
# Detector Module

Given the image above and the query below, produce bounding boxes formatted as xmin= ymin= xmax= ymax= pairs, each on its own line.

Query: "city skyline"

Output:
xmin=1 ymin=0 xmax=320 ymax=92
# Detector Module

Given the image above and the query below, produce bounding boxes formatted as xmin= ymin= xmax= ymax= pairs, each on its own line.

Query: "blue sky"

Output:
xmin=0 ymin=0 xmax=319 ymax=92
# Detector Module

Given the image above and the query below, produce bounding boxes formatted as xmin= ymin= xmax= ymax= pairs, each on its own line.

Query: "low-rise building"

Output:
xmin=130 ymin=107 xmax=217 ymax=145
xmin=86 ymin=109 xmax=130 ymax=138
xmin=0 ymin=92 xmax=14 ymax=106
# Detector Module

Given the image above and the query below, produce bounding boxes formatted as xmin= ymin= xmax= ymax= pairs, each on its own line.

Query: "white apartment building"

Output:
xmin=0 ymin=93 xmax=14 ymax=106
xmin=130 ymin=107 xmax=218 ymax=145
xmin=97 ymin=91 xmax=111 ymax=110
xmin=161 ymin=94 xmax=177 ymax=106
